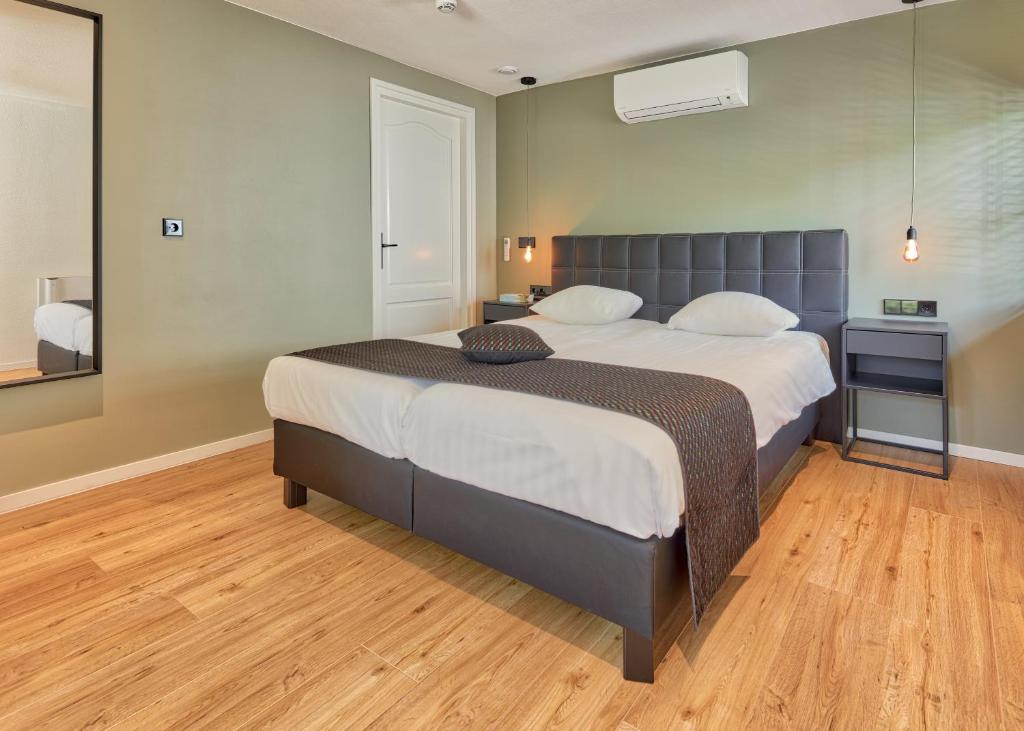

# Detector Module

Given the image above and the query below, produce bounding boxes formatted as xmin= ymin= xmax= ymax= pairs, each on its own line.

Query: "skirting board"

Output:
xmin=852 ymin=428 xmax=1024 ymax=469
xmin=0 ymin=360 xmax=37 ymax=371
xmin=0 ymin=429 xmax=274 ymax=516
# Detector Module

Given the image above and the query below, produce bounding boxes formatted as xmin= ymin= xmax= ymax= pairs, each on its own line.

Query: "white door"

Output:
xmin=372 ymin=81 xmax=474 ymax=338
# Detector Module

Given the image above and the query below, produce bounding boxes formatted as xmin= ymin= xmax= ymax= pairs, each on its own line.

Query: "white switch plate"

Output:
xmin=502 ymin=237 xmax=511 ymax=262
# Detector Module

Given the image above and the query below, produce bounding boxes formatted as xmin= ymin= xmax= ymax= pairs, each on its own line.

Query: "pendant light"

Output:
xmin=519 ymin=76 xmax=537 ymax=263
xmin=902 ymin=0 xmax=923 ymax=262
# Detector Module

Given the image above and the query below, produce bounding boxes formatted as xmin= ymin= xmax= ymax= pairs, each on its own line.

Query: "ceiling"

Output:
xmin=227 ymin=0 xmax=952 ymax=95
xmin=0 ymin=0 xmax=93 ymax=107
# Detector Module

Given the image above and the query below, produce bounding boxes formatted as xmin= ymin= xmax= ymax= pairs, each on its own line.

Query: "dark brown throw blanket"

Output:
xmin=292 ymin=339 xmax=759 ymax=626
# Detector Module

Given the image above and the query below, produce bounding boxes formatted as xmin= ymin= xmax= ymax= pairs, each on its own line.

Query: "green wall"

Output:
xmin=497 ymin=0 xmax=1024 ymax=455
xmin=0 ymin=0 xmax=496 ymax=497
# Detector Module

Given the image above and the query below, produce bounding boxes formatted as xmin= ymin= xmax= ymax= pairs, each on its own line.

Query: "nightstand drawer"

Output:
xmin=483 ymin=303 xmax=530 ymax=322
xmin=846 ymin=330 xmax=943 ymax=361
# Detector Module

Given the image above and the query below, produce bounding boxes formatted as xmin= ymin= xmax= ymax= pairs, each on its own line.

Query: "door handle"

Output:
xmin=380 ymin=233 xmax=398 ymax=269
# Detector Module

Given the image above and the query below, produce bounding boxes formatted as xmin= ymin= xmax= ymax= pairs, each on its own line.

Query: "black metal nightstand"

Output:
xmin=841 ymin=318 xmax=949 ymax=479
xmin=483 ymin=300 xmax=533 ymax=324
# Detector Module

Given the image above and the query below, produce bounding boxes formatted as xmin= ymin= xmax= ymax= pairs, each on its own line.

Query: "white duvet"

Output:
xmin=33 ymin=303 xmax=93 ymax=356
xmin=263 ymin=317 xmax=835 ymax=538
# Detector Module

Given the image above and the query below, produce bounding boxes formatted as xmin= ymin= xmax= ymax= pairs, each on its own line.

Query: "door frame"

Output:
xmin=370 ymin=78 xmax=476 ymax=338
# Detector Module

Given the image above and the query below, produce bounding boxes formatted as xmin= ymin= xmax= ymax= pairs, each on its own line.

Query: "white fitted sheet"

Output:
xmin=262 ymin=316 xmax=835 ymax=538
xmin=34 ymin=303 xmax=93 ymax=356
xmin=262 ymin=318 xmax=648 ymax=458
xmin=263 ymin=356 xmax=429 ymax=459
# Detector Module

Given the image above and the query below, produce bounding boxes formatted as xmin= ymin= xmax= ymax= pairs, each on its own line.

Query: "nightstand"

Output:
xmin=841 ymin=318 xmax=949 ymax=479
xmin=483 ymin=300 xmax=533 ymax=324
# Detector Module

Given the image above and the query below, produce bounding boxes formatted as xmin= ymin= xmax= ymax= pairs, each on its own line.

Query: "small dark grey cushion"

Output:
xmin=458 ymin=324 xmax=554 ymax=364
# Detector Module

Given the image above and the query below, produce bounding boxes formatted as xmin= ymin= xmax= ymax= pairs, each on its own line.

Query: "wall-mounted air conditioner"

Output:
xmin=614 ymin=50 xmax=748 ymax=124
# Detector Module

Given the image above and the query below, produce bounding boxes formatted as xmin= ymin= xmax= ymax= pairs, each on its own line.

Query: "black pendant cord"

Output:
xmin=521 ymin=76 xmax=537 ymax=239
xmin=910 ymin=0 xmax=918 ymax=230
xmin=526 ymin=85 xmax=530 ymax=235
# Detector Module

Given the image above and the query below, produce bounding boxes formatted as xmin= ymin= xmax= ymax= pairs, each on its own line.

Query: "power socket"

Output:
xmin=883 ymin=299 xmax=937 ymax=317
xmin=162 ymin=218 xmax=184 ymax=237
xmin=530 ymin=284 xmax=552 ymax=299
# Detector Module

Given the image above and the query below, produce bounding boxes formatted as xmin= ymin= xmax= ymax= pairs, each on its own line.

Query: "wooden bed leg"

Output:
xmin=622 ymin=628 xmax=656 ymax=683
xmin=283 ymin=479 xmax=307 ymax=509
xmin=802 ymin=431 xmax=816 ymax=447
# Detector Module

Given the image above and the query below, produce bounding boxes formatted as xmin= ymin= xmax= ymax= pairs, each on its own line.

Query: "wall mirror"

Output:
xmin=0 ymin=0 xmax=101 ymax=389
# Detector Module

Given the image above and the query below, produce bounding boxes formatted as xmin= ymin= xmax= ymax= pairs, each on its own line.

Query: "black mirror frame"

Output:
xmin=0 ymin=0 xmax=102 ymax=390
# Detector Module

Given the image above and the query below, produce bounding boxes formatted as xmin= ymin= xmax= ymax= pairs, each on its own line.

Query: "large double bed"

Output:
xmin=264 ymin=230 xmax=848 ymax=682
xmin=33 ymin=277 xmax=95 ymax=375
xmin=34 ymin=300 xmax=94 ymax=375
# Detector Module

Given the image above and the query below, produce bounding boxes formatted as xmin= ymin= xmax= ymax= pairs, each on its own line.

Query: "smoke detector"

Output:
xmin=497 ymin=65 xmax=519 ymax=75
xmin=436 ymin=0 xmax=457 ymax=13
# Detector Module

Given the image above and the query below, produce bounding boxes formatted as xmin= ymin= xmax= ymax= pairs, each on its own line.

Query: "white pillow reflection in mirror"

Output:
xmin=667 ymin=291 xmax=799 ymax=337
xmin=531 ymin=285 xmax=643 ymax=325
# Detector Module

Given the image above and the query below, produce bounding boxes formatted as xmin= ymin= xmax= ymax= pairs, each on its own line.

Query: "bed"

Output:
xmin=34 ymin=276 xmax=94 ymax=376
xmin=265 ymin=229 xmax=848 ymax=682
xmin=34 ymin=301 xmax=94 ymax=375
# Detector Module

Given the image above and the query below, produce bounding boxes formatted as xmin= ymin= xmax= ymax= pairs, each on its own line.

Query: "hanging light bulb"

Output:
xmin=903 ymin=226 xmax=919 ymax=262
xmin=903 ymin=0 xmax=923 ymax=262
xmin=521 ymin=75 xmax=537 ymax=264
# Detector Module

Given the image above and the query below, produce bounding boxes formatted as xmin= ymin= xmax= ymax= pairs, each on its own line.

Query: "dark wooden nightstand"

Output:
xmin=841 ymin=318 xmax=949 ymax=479
xmin=483 ymin=300 xmax=533 ymax=324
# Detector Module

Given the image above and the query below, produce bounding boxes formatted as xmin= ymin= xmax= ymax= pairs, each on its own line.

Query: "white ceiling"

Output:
xmin=227 ymin=0 xmax=952 ymax=95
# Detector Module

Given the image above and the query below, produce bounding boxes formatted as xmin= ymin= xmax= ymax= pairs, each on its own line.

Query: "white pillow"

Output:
xmin=531 ymin=285 xmax=643 ymax=325
xmin=667 ymin=291 xmax=799 ymax=337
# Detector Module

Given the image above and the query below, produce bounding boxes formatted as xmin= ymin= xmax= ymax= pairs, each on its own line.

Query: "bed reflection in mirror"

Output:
xmin=0 ymin=0 xmax=100 ymax=387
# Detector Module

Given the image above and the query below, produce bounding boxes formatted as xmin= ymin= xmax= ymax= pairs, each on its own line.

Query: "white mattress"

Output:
xmin=261 ymin=318 xmax=646 ymax=459
xmin=33 ymin=303 xmax=93 ymax=356
xmin=263 ymin=316 xmax=835 ymax=538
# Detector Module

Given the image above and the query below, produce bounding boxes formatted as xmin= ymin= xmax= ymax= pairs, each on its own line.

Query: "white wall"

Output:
xmin=0 ymin=94 xmax=92 ymax=369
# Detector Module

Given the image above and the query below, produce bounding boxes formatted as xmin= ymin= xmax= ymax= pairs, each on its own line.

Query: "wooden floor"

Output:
xmin=1 ymin=441 xmax=1021 ymax=729
xmin=0 ymin=367 xmax=41 ymax=384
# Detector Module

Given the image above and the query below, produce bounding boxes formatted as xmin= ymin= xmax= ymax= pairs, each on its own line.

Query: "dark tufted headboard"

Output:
xmin=551 ymin=230 xmax=848 ymax=443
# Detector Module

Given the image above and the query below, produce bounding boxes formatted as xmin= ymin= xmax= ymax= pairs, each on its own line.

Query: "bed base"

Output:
xmin=38 ymin=339 xmax=77 ymax=376
xmin=273 ymin=401 xmax=818 ymax=683
xmin=37 ymin=339 xmax=92 ymax=376
xmin=274 ymin=419 xmax=413 ymax=528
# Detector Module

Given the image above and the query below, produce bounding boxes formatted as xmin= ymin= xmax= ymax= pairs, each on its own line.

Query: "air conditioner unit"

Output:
xmin=614 ymin=50 xmax=748 ymax=124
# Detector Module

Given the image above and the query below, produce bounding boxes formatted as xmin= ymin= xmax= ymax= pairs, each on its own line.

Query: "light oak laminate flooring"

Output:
xmin=0 ymin=441 xmax=1020 ymax=729
xmin=0 ymin=368 xmax=42 ymax=384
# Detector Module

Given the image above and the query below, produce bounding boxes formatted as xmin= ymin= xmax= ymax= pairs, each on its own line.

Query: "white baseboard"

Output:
xmin=852 ymin=428 xmax=1024 ymax=469
xmin=0 ymin=359 xmax=37 ymax=372
xmin=0 ymin=429 xmax=274 ymax=516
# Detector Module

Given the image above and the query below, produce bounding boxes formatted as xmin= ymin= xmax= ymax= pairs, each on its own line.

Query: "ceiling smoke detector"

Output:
xmin=497 ymin=65 xmax=519 ymax=75
xmin=435 ymin=0 xmax=457 ymax=13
